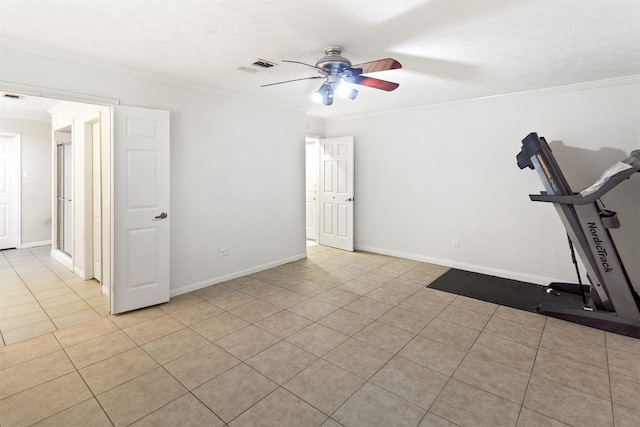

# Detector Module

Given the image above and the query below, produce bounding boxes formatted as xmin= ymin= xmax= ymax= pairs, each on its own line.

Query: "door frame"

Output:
xmin=305 ymin=136 xmax=320 ymax=242
xmin=1 ymin=81 xmax=118 ymax=303
xmin=0 ymin=131 xmax=21 ymax=250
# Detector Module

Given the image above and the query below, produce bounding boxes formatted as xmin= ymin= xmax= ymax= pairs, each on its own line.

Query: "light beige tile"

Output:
xmin=431 ymin=379 xmax=520 ymax=427
xmin=450 ymin=295 xmax=498 ymax=315
xmin=453 ymin=353 xmax=530 ymax=404
xmin=493 ymin=305 xmax=546 ymax=330
xmin=190 ymin=312 xmax=250 ymax=341
xmin=539 ymin=328 xmax=607 ymax=368
xmin=344 ymin=297 xmax=393 ymax=320
xmin=209 ymin=291 xmax=257 ymax=311
xmin=0 ymin=309 xmax=49 ymax=331
xmin=2 ymin=319 xmax=57 ymax=345
xmin=164 ymin=343 xmax=240 ymax=390
xmin=333 ymin=382 xmax=426 ymax=427
xmin=284 ymin=359 xmax=364 ymax=415
xmin=239 ymin=282 xmax=282 ymax=298
xmin=97 ymin=367 xmax=187 ymax=427
xmin=606 ymin=331 xmax=640 ymax=355
xmin=193 ymin=363 xmax=277 ymax=423
xmin=32 ymin=398 xmax=112 ymax=427
xmin=43 ymin=299 xmax=91 ymax=318
xmin=191 ymin=283 xmax=234 ymax=300
xmin=378 ymin=306 xmax=433 ymax=333
xmin=365 ymin=286 xmax=411 ymax=305
xmin=84 ymin=294 xmax=109 ymax=308
xmin=516 ymin=407 xmax=571 ymax=426
xmin=55 ymin=316 xmax=119 ymax=348
xmin=32 ymin=286 xmax=73 ymax=301
xmin=337 ymin=278 xmax=383 ymax=296
xmin=399 ymin=297 xmax=448 ymax=317
xmin=51 ymin=308 xmax=101 ymax=329
xmin=215 ymin=325 xmax=279 ymax=360
xmin=418 ymin=412 xmax=459 ymax=427
xmin=288 ymin=298 xmax=339 ymax=321
xmin=0 ymin=292 xmax=37 ymax=308
xmin=371 ymin=356 xmax=448 ymax=409
xmin=484 ymin=316 xmax=543 ymax=349
xmin=287 ymin=280 xmax=333 ymax=297
xmin=436 ymin=305 xmax=492 ymax=331
xmin=613 ymin=402 xmax=640 ymax=427
xmin=382 ymin=277 xmax=427 ymax=294
xmin=79 ymin=347 xmax=159 ymax=394
xmin=314 ymin=288 xmax=360 ymax=307
xmin=141 ymin=328 xmax=209 ymax=365
xmin=533 ymin=349 xmax=610 ymax=398
xmin=66 ymin=330 xmax=137 ymax=369
xmin=609 ymin=348 xmax=640 ymax=379
xmin=286 ymin=323 xmax=348 ymax=357
xmin=469 ymin=332 xmax=538 ymax=373
xmin=324 ymin=338 xmax=393 ymax=379
xmin=0 ymin=372 xmax=92 ymax=427
xmin=123 ymin=314 xmax=185 ymax=345
xmin=246 ymin=340 xmax=317 ymax=384
xmin=0 ymin=350 xmax=75 ymax=399
xmin=610 ymin=371 xmax=640 ymax=409
xmin=38 ymin=292 xmax=82 ymax=309
xmin=108 ymin=306 xmax=165 ymax=330
xmin=260 ymin=289 xmax=309 ymax=308
xmin=254 ymin=310 xmax=313 ymax=338
xmin=156 ymin=292 xmax=203 ymax=314
xmin=229 ymin=299 xmax=282 ymax=323
xmin=545 ymin=316 xmax=605 ymax=345
xmin=399 ymin=335 xmax=466 ymax=376
xmin=318 ymin=308 xmax=373 ymax=336
xmin=167 ymin=301 xmax=224 ymax=326
xmin=419 ymin=318 xmax=480 ymax=352
xmin=131 ymin=393 xmax=223 ymax=427
xmin=0 ymin=333 xmax=60 ymax=369
xmin=0 ymin=301 xmax=42 ymax=321
xmin=231 ymin=387 xmax=327 ymax=427
xmin=354 ymin=320 xmax=415 ymax=353
xmin=523 ymin=375 xmax=614 ymax=427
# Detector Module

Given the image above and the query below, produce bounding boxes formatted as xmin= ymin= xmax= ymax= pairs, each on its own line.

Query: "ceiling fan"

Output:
xmin=261 ymin=46 xmax=402 ymax=105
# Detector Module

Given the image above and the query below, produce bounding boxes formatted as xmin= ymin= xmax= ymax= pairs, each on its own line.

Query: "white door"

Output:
xmin=305 ymin=139 xmax=319 ymax=241
xmin=0 ymin=133 xmax=19 ymax=250
xmin=319 ymin=136 xmax=354 ymax=251
xmin=92 ymin=122 xmax=102 ymax=282
xmin=111 ymin=106 xmax=170 ymax=314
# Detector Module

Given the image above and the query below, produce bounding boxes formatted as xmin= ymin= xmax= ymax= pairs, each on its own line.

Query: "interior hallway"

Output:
xmin=0 ymin=244 xmax=638 ymax=426
xmin=0 ymin=246 xmax=109 ymax=346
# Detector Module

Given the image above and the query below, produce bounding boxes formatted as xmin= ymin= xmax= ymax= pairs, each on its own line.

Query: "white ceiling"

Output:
xmin=0 ymin=0 xmax=639 ymax=119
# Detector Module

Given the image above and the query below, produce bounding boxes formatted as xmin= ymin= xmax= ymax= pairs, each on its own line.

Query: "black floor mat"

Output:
xmin=427 ymin=268 xmax=585 ymax=312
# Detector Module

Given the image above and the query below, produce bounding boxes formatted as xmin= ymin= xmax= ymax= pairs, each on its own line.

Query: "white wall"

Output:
xmin=0 ymin=46 xmax=307 ymax=296
xmin=0 ymin=116 xmax=52 ymax=245
xmin=324 ymin=79 xmax=640 ymax=289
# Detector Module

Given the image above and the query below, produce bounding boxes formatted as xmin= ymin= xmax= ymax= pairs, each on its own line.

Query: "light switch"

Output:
xmin=22 ymin=171 xmax=29 ymax=179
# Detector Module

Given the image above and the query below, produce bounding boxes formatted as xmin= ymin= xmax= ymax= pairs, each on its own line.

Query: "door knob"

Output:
xmin=345 ymin=197 xmax=354 ymax=202
xmin=154 ymin=212 xmax=168 ymax=220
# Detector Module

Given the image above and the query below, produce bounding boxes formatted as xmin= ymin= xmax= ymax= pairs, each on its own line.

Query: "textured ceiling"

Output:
xmin=0 ymin=0 xmax=639 ymax=119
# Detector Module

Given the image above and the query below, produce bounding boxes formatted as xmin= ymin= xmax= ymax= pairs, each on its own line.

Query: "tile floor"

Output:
xmin=0 ymin=246 xmax=109 ymax=346
xmin=1 ymin=244 xmax=639 ymax=426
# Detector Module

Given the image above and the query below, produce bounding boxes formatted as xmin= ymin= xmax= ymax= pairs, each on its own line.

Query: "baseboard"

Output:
xmin=21 ymin=240 xmax=52 ymax=249
xmin=101 ymin=284 xmax=110 ymax=297
xmin=50 ymin=249 xmax=72 ymax=271
xmin=355 ymin=244 xmax=557 ymax=286
xmin=170 ymin=252 xmax=308 ymax=297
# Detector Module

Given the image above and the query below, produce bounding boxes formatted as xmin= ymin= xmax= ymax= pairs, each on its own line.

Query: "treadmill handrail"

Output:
xmin=529 ymin=159 xmax=638 ymax=205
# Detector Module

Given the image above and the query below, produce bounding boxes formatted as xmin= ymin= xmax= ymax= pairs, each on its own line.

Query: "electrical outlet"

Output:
xmin=452 ymin=238 xmax=460 ymax=248
xmin=219 ymin=247 xmax=225 ymax=257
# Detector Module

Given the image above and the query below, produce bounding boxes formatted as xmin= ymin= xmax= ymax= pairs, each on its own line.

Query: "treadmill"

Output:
xmin=516 ymin=132 xmax=640 ymax=338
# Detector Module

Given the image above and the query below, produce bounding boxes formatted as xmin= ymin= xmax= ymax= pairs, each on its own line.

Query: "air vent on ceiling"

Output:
xmin=238 ymin=58 xmax=278 ymax=73
xmin=2 ymin=93 xmax=23 ymax=100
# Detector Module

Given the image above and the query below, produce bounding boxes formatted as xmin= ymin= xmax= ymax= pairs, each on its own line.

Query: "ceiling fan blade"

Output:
xmin=349 ymin=58 xmax=402 ymax=75
xmin=347 ymin=75 xmax=399 ymax=91
xmin=261 ymin=75 xmax=324 ymax=87
xmin=282 ymin=60 xmax=326 ymax=73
